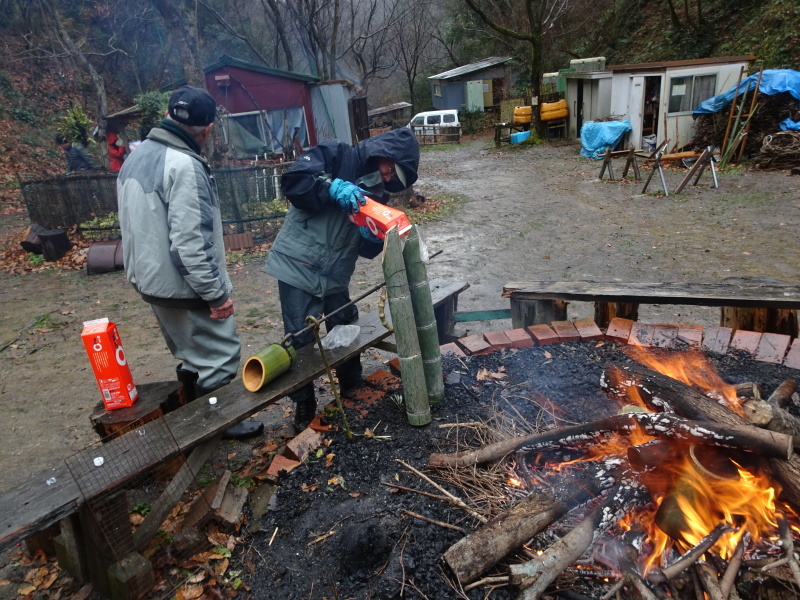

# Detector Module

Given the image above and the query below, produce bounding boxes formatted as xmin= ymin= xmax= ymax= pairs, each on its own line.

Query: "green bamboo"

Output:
xmin=402 ymin=225 xmax=444 ymax=404
xmin=383 ymin=228 xmax=431 ymax=426
xmin=242 ymin=343 xmax=296 ymax=392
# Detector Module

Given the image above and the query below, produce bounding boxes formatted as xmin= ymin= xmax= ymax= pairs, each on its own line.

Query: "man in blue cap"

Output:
xmin=118 ymin=85 xmax=262 ymax=439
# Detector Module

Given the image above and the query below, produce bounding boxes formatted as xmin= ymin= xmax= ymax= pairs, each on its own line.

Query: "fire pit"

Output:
xmin=240 ymin=331 xmax=800 ymax=600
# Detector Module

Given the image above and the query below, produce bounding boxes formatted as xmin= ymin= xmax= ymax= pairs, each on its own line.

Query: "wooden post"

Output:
xmin=402 ymin=225 xmax=444 ymax=404
xmin=510 ymin=298 xmax=567 ymax=329
xmin=719 ymin=277 xmax=798 ymax=337
xmin=594 ymin=302 xmax=639 ymax=329
xmin=383 ymin=228 xmax=430 ymax=426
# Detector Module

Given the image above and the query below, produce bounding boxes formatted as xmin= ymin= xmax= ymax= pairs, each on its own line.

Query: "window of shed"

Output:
xmin=668 ymin=74 xmax=716 ymax=113
xmin=434 ymin=84 xmax=442 ymax=97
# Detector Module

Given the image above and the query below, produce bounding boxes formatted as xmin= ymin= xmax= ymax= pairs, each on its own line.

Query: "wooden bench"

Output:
xmin=0 ymin=278 xmax=469 ymax=557
xmin=503 ymin=280 xmax=800 ymax=335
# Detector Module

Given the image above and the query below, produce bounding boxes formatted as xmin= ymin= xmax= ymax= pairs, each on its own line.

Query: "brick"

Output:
xmin=483 ymin=331 xmax=513 ymax=350
xmin=440 ymin=342 xmax=467 ymax=357
xmin=606 ymin=318 xmax=634 ymax=343
xmin=365 ymin=369 xmax=402 ymax=391
xmin=676 ymin=324 xmax=703 ymax=348
xmin=783 ymin=338 xmax=800 ymax=370
xmin=266 ymin=454 xmax=302 ymax=478
xmin=701 ymin=327 xmax=732 ymax=354
xmin=387 ymin=357 xmax=401 ymax=376
xmin=504 ymin=328 xmax=534 ymax=349
xmin=754 ymin=332 xmax=792 ymax=364
xmin=629 ymin=323 xmax=679 ymax=348
xmin=573 ymin=318 xmax=604 ymax=341
xmin=730 ymin=330 xmax=761 ymax=355
xmin=285 ymin=427 xmax=322 ymax=462
xmin=526 ymin=324 xmax=559 ymax=345
xmin=550 ymin=321 xmax=580 ymax=342
xmin=456 ymin=334 xmax=493 ymax=355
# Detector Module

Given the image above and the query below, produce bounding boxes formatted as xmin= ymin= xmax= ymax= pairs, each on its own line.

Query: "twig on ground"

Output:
xmin=761 ymin=515 xmax=800 ymax=589
xmin=438 ymin=422 xmax=484 ymax=429
xmin=720 ymin=533 xmax=747 ymax=599
xmin=463 ymin=575 xmax=509 ymax=592
xmin=396 ymin=459 xmax=488 ymax=523
xmin=381 ymin=481 xmax=451 ymax=502
xmin=401 ymin=509 xmax=465 ymax=533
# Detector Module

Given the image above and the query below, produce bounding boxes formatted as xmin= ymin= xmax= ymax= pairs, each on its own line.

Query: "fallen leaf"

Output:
xmin=227 ymin=452 xmax=237 ymax=460
xmin=215 ymin=558 xmax=229 ymax=577
xmin=41 ymin=571 xmax=58 ymax=590
xmin=477 ymin=367 xmax=507 ymax=380
xmin=181 ymin=584 xmax=204 ymax=599
xmin=543 ymin=351 xmax=552 ymax=359
xmin=301 ymin=482 xmax=320 ymax=493
xmin=324 ymin=453 xmax=335 ymax=468
xmin=18 ymin=584 xmax=36 ymax=595
xmin=59 ymin=310 xmax=74 ymax=315
xmin=186 ymin=571 xmax=207 ymax=584
xmin=0 ymin=580 xmax=10 ymax=586
xmin=37 ymin=328 xmax=54 ymax=334
xmin=349 ymin=492 xmax=361 ymax=498
xmin=129 ymin=513 xmax=145 ymax=526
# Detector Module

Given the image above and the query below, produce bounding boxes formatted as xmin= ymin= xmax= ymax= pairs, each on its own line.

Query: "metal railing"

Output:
xmin=411 ymin=124 xmax=462 ymax=145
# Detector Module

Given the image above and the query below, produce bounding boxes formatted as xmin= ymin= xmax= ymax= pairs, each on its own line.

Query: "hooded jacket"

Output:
xmin=265 ymin=128 xmax=420 ymax=297
xmin=117 ymin=124 xmax=232 ymax=309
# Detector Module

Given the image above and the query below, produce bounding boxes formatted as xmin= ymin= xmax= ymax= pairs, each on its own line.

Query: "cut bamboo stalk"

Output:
xmin=402 ymin=225 xmax=444 ymax=404
xmin=383 ymin=228 xmax=430 ymax=426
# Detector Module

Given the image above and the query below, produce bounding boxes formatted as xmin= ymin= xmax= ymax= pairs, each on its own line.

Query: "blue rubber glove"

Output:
xmin=329 ymin=178 xmax=367 ymax=214
xmin=359 ymin=226 xmax=383 ymax=244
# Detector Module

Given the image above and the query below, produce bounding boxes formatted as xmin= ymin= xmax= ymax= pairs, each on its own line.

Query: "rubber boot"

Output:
xmin=176 ymin=365 xmax=200 ymax=406
xmin=336 ymin=357 xmax=364 ymax=398
xmin=293 ymin=397 xmax=317 ymax=434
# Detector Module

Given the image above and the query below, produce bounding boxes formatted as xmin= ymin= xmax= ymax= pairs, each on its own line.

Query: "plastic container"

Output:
xmin=513 ymin=106 xmax=532 ymax=124
xmin=81 ymin=318 xmax=138 ymax=410
xmin=348 ymin=197 xmax=412 ymax=239
xmin=540 ymin=99 xmax=568 ymax=122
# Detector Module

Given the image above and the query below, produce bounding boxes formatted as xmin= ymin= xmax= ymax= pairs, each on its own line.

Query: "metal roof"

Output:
xmin=368 ymin=102 xmax=412 ymax=117
xmin=428 ymin=57 xmax=513 ymax=80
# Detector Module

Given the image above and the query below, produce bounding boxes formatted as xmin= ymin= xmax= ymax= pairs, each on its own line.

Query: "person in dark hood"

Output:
xmin=265 ymin=128 xmax=420 ymax=431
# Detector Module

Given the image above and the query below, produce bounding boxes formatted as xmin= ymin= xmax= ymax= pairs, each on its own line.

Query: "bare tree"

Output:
xmin=393 ymin=0 xmax=439 ymax=108
xmin=37 ymin=0 xmax=110 ymax=134
xmin=260 ymin=0 xmax=295 ymax=71
xmin=341 ymin=0 xmax=403 ymax=88
xmin=462 ymin=0 xmax=579 ymax=129
xmin=151 ymin=0 xmax=206 ymax=87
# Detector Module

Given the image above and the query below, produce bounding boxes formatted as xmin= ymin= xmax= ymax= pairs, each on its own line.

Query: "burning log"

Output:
xmin=430 ymin=410 xmax=792 ymax=470
xmin=646 ymin=523 xmax=734 ymax=586
xmin=741 ymin=380 xmax=800 ymax=437
xmin=603 ymin=362 xmax=800 ymax=513
xmin=443 ymin=461 xmax=618 ymax=585
xmin=508 ymin=482 xmax=650 ymax=600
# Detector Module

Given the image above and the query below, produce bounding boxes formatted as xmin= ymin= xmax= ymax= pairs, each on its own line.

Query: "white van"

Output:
xmin=407 ymin=110 xmax=460 ymax=135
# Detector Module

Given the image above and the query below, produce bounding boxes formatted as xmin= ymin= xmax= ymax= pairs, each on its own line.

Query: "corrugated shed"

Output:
xmin=310 ymin=83 xmax=356 ymax=144
xmin=429 ymin=57 xmax=513 ymax=80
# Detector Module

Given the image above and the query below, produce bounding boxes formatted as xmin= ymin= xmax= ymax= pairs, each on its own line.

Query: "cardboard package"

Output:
xmin=347 ymin=197 xmax=412 ymax=239
xmin=81 ymin=318 xmax=138 ymax=410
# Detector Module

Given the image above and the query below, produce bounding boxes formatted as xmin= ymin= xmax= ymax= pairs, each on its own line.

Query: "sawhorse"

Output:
xmin=675 ymin=146 xmax=719 ymax=193
xmin=598 ymin=147 xmax=642 ymax=182
xmin=641 ymin=151 xmax=669 ymax=196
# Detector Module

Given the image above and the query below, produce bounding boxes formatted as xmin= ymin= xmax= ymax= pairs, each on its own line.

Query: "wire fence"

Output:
xmin=19 ymin=162 xmax=292 ymax=243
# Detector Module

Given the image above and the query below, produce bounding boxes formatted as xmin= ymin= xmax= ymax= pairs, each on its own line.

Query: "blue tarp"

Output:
xmin=580 ymin=120 xmax=632 ymax=159
xmin=694 ymin=69 xmax=800 ymax=114
xmin=780 ymin=118 xmax=800 ymax=131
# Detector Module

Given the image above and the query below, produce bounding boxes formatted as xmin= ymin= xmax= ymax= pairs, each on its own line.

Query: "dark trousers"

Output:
xmin=278 ymin=280 xmax=362 ymax=402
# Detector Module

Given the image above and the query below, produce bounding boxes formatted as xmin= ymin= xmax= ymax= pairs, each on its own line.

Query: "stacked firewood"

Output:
xmin=691 ymin=91 xmax=799 ymax=166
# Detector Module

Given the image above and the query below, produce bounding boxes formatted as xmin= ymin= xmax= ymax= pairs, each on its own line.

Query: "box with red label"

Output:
xmin=81 ymin=318 xmax=138 ymax=410
xmin=347 ymin=197 xmax=412 ymax=239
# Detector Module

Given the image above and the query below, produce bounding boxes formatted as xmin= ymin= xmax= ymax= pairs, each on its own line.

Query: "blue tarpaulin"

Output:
xmin=780 ymin=118 xmax=800 ymax=131
xmin=510 ymin=129 xmax=531 ymax=144
xmin=694 ymin=69 xmax=800 ymax=114
xmin=580 ymin=120 xmax=632 ymax=159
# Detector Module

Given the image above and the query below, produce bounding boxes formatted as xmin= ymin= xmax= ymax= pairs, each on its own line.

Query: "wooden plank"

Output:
xmin=503 ymin=281 xmax=800 ymax=310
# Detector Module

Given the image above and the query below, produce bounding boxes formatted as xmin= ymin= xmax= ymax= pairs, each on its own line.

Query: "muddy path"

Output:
xmin=1 ymin=134 xmax=799 ymax=496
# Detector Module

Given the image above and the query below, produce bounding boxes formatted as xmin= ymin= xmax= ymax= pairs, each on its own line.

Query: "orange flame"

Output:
xmin=622 ymin=347 xmax=744 ymax=416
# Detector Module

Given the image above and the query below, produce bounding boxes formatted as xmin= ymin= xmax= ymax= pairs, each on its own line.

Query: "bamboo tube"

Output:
xmin=242 ymin=343 xmax=297 ymax=392
xmin=383 ymin=228 xmax=431 ymax=426
xmin=402 ymin=225 xmax=444 ymax=404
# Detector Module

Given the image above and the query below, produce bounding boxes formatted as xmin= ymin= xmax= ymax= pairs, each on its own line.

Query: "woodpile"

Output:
xmin=691 ymin=91 xmax=800 ymax=169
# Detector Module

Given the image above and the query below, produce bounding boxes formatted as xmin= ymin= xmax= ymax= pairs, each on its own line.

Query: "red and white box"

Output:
xmin=348 ymin=197 xmax=412 ymax=239
xmin=81 ymin=318 xmax=138 ymax=410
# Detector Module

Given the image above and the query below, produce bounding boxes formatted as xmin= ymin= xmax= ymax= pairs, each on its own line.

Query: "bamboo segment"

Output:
xmin=383 ymin=228 xmax=431 ymax=426
xmin=402 ymin=225 xmax=444 ymax=404
xmin=242 ymin=343 xmax=297 ymax=392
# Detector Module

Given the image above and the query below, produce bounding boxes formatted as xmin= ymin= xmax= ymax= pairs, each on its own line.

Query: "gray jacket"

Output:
xmin=117 ymin=126 xmax=231 ymax=308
